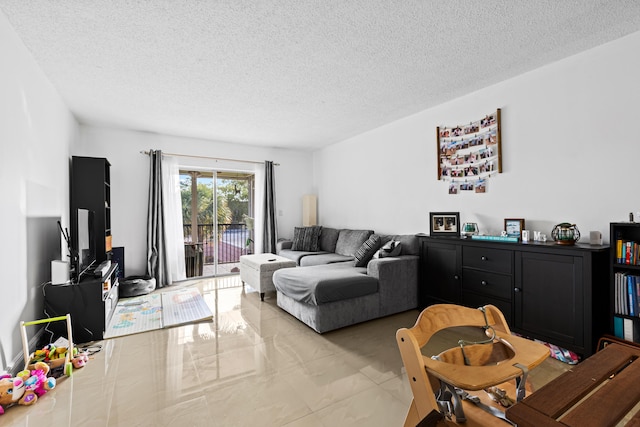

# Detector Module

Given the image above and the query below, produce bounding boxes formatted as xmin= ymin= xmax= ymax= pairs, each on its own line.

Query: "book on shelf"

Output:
xmin=630 ymin=275 xmax=638 ymax=317
xmin=614 ymin=272 xmax=640 ymax=317
xmin=614 ymin=316 xmax=623 ymax=338
xmin=616 ymin=239 xmax=640 ymax=265
xmin=613 ymin=315 xmax=640 ymax=342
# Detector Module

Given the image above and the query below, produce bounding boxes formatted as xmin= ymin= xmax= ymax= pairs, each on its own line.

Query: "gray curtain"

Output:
xmin=147 ymin=149 xmax=171 ymax=287
xmin=263 ymin=160 xmax=278 ymax=254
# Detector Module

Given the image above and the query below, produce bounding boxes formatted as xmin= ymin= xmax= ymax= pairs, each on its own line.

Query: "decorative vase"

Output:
xmin=551 ymin=223 xmax=580 ymax=245
xmin=461 ymin=222 xmax=479 ymax=237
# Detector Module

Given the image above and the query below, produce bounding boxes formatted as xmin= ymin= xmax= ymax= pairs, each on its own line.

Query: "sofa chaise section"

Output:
xmin=276 ymin=289 xmax=380 ymax=334
xmin=272 ymin=262 xmax=377 ymax=305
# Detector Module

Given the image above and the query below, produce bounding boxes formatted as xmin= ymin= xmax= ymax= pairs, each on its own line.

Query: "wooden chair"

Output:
xmin=396 ymin=304 xmax=549 ymax=426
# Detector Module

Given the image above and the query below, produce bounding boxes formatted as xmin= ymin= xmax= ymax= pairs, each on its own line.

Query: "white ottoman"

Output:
xmin=240 ymin=253 xmax=296 ymax=301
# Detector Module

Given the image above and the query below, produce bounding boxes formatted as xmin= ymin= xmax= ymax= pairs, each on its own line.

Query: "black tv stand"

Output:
xmin=44 ymin=262 xmax=119 ymax=343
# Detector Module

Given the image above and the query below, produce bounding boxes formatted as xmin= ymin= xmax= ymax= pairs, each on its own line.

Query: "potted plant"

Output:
xmin=243 ymin=215 xmax=254 ymax=254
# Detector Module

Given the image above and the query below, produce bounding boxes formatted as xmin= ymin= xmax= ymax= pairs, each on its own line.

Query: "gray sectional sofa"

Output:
xmin=273 ymin=227 xmax=419 ymax=333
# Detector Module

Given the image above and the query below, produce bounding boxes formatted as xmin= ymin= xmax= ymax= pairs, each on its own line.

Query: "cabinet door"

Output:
xmin=421 ymin=241 xmax=461 ymax=307
xmin=514 ymin=252 xmax=584 ymax=350
xmin=44 ymin=280 xmax=105 ymax=342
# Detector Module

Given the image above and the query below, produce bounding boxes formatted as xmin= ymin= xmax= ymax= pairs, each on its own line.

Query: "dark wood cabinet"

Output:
xmin=44 ymin=263 xmax=119 ymax=343
xmin=419 ymin=236 xmax=608 ymax=356
xmin=52 ymin=156 xmax=117 ymax=343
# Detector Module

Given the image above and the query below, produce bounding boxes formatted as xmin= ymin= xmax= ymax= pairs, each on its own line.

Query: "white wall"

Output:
xmin=0 ymin=11 xmax=78 ymax=372
xmin=315 ymin=30 xmax=640 ymax=242
xmin=73 ymin=126 xmax=315 ymax=276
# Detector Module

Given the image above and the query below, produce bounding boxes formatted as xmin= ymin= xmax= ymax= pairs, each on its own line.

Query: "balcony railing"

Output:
xmin=183 ymin=223 xmax=253 ymax=265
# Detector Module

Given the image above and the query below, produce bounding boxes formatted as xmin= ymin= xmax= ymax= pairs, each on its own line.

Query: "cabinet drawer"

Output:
xmin=463 ymin=246 xmax=512 ymax=274
xmin=462 ymin=269 xmax=512 ymax=300
xmin=104 ymin=285 xmax=119 ymax=330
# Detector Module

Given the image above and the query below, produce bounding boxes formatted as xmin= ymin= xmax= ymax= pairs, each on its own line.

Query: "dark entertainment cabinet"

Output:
xmin=44 ymin=156 xmax=117 ymax=343
xmin=44 ymin=263 xmax=119 ymax=343
xmin=419 ymin=236 xmax=609 ymax=356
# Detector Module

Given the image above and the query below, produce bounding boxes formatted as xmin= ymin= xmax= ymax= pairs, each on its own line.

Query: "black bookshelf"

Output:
xmin=610 ymin=222 xmax=640 ymax=343
xmin=70 ymin=156 xmax=112 ymax=271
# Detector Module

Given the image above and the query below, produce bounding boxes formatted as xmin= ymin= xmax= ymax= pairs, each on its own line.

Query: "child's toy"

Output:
xmin=20 ymin=315 xmax=76 ymax=376
xmin=72 ymin=351 xmax=89 ymax=369
xmin=29 ymin=344 xmax=67 ymax=368
xmin=0 ymin=376 xmax=26 ymax=415
xmin=28 ymin=344 xmax=88 ymax=370
xmin=0 ymin=362 xmax=56 ymax=415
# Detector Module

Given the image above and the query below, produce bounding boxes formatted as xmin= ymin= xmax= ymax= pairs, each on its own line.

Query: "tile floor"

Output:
xmin=3 ymin=275 xmax=571 ymax=426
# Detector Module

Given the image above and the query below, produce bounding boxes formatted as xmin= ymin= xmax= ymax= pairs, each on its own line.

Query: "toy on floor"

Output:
xmin=72 ymin=351 xmax=89 ymax=368
xmin=0 ymin=362 xmax=56 ymax=415
xmin=29 ymin=344 xmax=89 ymax=370
xmin=21 ymin=315 xmax=77 ymax=376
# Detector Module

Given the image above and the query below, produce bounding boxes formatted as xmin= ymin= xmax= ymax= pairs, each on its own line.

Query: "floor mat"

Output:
xmin=161 ymin=287 xmax=213 ymax=327
xmin=104 ymin=287 xmax=213 ymax=339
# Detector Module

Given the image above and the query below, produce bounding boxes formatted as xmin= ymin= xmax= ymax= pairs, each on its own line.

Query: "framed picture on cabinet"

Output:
xmin=504 ymin=218 xmax=525 ymax=238
xmin=430 ymin=212 xmax=460 ymax=237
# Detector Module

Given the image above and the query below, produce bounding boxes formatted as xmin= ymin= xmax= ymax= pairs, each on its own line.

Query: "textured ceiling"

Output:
xmin=2 ymin=1 xmax=640 ymax=150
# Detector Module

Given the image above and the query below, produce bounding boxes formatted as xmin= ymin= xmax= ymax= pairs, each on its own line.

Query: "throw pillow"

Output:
xmin=354 ymin=235 xmax=381 ymax=267
xmin=373 ymin=240 xmax=402 ymax=259
xmin=291 ymin=226 xmax=322 ymax=251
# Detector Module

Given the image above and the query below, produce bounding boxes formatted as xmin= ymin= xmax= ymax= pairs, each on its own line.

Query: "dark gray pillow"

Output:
xmin=373 ymin=240 xmax=402 ymax=259
xmin=319 ymin=227 xmax=340 ymax=252
xmin=354 ymin=235 xmax=381 ymax=267
xmin=393 ymin=234 xmax=419 ymax=255
xmin=335 ymin=229 xmax=374 ymax=256
xmin=291 ymin=226 xmax=322 ymax=251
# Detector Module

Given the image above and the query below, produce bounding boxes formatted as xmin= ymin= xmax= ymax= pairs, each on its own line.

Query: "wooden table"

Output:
xmin=506 ymin=342 xmax=640 ymax=426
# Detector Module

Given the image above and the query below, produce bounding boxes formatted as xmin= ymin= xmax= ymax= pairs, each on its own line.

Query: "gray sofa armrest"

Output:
xmin=367 ymin=255 xmax=419 ymax=316
xmin=277 ymin=239 xmax=293 ymax=254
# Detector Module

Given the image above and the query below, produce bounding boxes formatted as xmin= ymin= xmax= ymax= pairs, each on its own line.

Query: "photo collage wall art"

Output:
xmin=436 ymin=109 xmax=502 ymax=194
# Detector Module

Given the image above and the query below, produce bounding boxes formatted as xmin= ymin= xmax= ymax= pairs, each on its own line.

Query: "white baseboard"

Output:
xmin=3 ymin=328 xmax=44 ymax=377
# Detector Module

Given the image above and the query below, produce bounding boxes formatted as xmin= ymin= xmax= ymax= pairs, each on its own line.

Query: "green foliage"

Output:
xmin=180 ymin=174 xmax=250 ymax=229
xmin=217 ymin=179 xmax=249 ymax=224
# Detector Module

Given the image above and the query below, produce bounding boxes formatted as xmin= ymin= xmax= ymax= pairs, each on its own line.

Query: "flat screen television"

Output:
xmin=75 ymin=208 xmax=96 ymax=280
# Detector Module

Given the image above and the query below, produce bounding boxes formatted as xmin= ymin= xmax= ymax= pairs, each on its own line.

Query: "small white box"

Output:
xmin=589 ymin=231 xmax=602 ymax=245
xmin=51 ymin=260 xmax=70 ymax=284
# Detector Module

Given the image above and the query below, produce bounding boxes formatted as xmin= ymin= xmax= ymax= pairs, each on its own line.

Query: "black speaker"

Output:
xmin=112 ymin=246 xmax=125 ymax=278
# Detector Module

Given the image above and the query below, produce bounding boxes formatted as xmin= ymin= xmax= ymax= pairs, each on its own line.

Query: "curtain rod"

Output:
xmin=140 ymin=150 xmax=279 ymax=166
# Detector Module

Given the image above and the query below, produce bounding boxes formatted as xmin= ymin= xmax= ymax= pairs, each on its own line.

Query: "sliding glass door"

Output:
xmin=179 ymin=169 xmax=254 ymax=277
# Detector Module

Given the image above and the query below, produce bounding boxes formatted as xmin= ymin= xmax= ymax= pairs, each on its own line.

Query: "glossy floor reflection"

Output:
xmin=3 ymin=275 xmax=568 ymax=426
